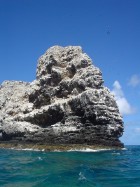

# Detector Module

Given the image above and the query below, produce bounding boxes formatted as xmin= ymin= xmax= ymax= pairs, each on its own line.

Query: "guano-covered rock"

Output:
xmin=0 ymin=46 xmax=124 ymax=147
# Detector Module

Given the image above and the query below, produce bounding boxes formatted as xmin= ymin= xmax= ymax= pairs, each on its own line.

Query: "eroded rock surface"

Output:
xmin=0 ymin=46 xmax=124 ymax=147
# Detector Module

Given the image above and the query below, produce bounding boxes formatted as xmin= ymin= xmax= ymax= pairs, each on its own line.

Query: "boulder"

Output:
xmin=0 ymin=46 xmax=124 ymax=147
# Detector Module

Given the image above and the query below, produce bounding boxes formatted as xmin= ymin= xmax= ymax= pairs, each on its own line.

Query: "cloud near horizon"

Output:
xmin=128 ymin=74 xmax=140 ymax=87
xmin=111 ymin=81 xmax=134 ymax=115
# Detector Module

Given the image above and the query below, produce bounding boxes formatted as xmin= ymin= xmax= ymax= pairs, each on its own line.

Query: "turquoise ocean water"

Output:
xmin=0 ymin=145 xmax=140 ymax=187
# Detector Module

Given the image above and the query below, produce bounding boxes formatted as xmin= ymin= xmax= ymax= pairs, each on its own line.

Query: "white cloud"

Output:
xmin=128 ymin=74 xmax=140 ymax=87
xmin=111 ymin=80 xmax=134 ymax=115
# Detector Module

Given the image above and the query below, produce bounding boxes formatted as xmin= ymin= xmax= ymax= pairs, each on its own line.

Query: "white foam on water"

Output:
xmin=38 ymin=156 xmax=43 ymax=160
xmin=67 ymin=148 xmax=111 ymax=152
xmin=78 ymin=172 xmax=86 ymax=181
xmin=53 ymin=149 xmax=61 ymax=152
xmin=2 ymin=146 xmax=126 ymax=152
xmin=5 ymin=147 xmax=45 ymax=152
xmin=14 ymin=148 xmax=40 ymax=151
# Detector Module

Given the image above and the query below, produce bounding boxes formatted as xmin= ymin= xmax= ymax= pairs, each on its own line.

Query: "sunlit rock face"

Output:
xmin=0 ymin=46 xmax=124 ymax=147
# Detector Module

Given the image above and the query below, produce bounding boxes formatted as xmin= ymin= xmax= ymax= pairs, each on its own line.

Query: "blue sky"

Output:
xmin=0 ymin=0 xmax=140 ymax=145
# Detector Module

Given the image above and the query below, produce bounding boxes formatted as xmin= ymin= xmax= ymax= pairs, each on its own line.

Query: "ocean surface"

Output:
xmin=0 ymin=145 xmax=140 ymax=187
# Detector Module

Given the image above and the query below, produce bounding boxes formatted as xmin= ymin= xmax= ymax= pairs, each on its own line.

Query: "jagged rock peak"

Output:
xmin=0 ymin=46 xmax=124 ymax=147
xmin=36 ymin=46 xmax=92 ymax=79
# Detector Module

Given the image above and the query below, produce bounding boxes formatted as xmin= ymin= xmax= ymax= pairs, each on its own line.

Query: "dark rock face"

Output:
xmin=0 ymin=46 xmax=124 ymax=147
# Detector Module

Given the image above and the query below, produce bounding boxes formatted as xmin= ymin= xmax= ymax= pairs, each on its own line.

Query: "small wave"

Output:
xmin=67 ymin=148 xmax=111 ymax=152
xmin=53 ymin=149 xmax=61 ymax=152
xmin=13 ymin=148 xmax=41 ymax=151
xmin=5 ymin=147 xmax=45 ymax=152
xmin=38 ymin=156 xmax=43 ymax=160
xmin=112 ymin=152 xmax=121 ymax=155
xmin=78 ymin=172 xmax=86 ymax=181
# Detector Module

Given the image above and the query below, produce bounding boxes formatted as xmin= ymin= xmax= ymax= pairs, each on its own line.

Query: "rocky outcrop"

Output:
xmin=0 ymin=46 xmax=124 ymax=147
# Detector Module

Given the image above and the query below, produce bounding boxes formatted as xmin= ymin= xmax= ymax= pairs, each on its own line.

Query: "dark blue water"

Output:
xmin=0 ymin=146 xmax=140 ymax=187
